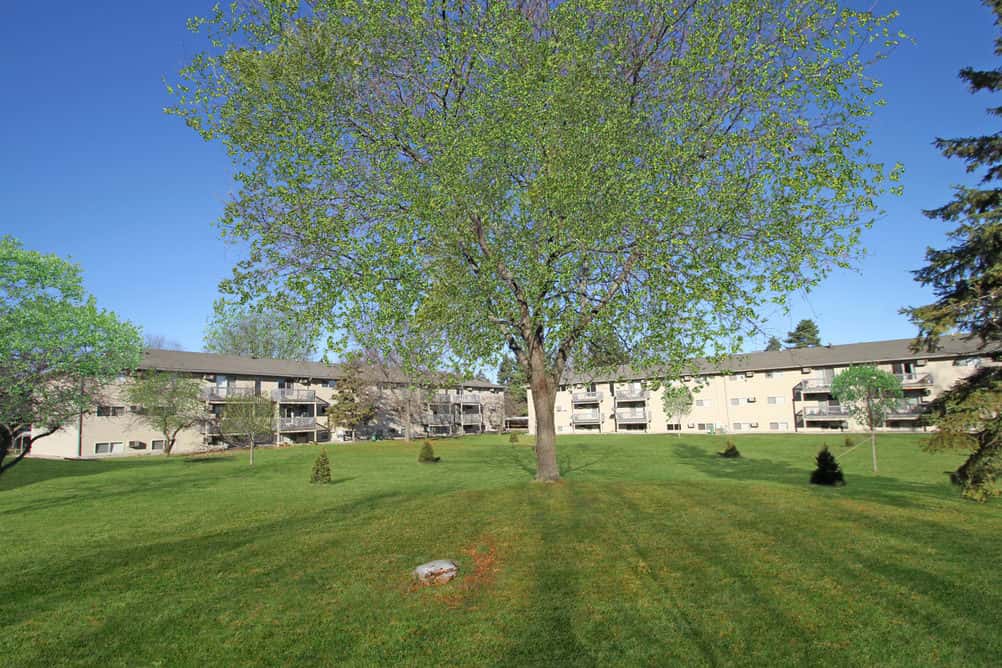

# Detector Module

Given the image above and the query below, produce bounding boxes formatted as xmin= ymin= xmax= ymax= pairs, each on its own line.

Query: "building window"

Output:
xmin=769 ymin=422 xmax=789 ymax=431
xmin=695 ymin=399 xmax=711 ymax=408
xmin=665 ymin=424 xmax=681 ymax=431
xmin=94 ymin=442 xmax=122 ymax=455
xmin=96 ymin=406 xmax=125 ymax=417
xmin=954 ymin=357 xmax=982 ymax=367
xmin=151 ymin=440 xmax=166 ymax=450
xmin=732 ymin=422 xmax=743 ymax=431
xmin=767 ymin=396 xmax=784 ymax=405
xmin=730 ymin=398 xmax=741 ymax=406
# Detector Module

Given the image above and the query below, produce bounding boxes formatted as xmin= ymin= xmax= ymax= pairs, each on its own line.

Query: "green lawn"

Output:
xmin=2 ymin=434 xmax=1000 ymax=666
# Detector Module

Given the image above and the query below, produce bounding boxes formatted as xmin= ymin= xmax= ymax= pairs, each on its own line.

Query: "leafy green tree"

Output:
xmin=219 ymin=395 xmax=275 ymax=465
xmin=327 ymin=362 xmax=377 ymax=441
xmin=170 ymin=1 xmax=900 ymax=480
xmin=830 ymin=366 xmax=903 ymax=473
xmin=497 ymin=356 xmax=528 ymax=416
xmin=903 ymin=0 xmax=1002 ymax=500
xmin=765 ymin=336 xmax=782 ymax=352
xmin=661 ymin=384 xmax=693 ymax=437
xmin=0 ymin=237 xmax=142 ymax=474
xmin=784 ymin=320 xmax=822 ymax=349
xmin=124 ymin=371 xmax=208 ymax=457
xmin=204 ymin=301 xmax=317 ymax=361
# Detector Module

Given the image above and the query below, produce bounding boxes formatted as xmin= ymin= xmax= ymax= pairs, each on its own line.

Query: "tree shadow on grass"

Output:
xmin=670 ymin=443 xmax=957 ymax=509
xmin=0 ymin=457 xmax=158 ymax=493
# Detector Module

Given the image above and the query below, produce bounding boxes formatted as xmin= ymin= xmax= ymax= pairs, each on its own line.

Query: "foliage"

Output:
xmin=124 ymin=371 xmax=208 ymax=457
xmin=497 ymin=356 xmax=527 ymax=416
xmin=831 ymin=365 xmax=902 ymax=473
xmin=418 ymin=440 xmax=439 ymax=463
xmin=0 ymin=236 xmax=143 ymax=473
xmin=143 ymin=334 xmax=184 ymax=350
xmin=765 ymin=336 xmax=782 ymax=352
xmin=923 ymin=367 xmax=1002 ymax=501
xmin=810 ymin=445 xmax=846 ymax=486
xmin=784 ymin=320 xmax=821 ymax=348
xmin=310 ymin=449 xmax=332 ymax=484
xmin=509 ymin=432 xmax=519 ymax=444
xmin=327 ymin=361 xmax=377 ymax=439
xmin=661 ymin=384 xmax=694 ymax=430
xmin=203 ymin=300 xmax=317 ymax=361
xmin=170 ymin=0 xmax=900 ymax=481
xmin=218 ymin=395 xmax=275 ymax=465
xmin=844 ymin=436 xmax=856 ymax=449
xmin=719 ymin=439 xmax=741 ymax=458
xmin=903 ymin=0 xmax=1002 ymax=501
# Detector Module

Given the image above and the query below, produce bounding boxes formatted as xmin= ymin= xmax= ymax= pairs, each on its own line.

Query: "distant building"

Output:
xmin=24 ymin=349 xmax=505 ymax=459
xmin=529 ymin=335 xmax=997 ymax=435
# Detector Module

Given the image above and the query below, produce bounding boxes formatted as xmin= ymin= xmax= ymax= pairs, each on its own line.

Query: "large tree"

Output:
xmin=0 ymin=237 xmax=142 ymax=474
xmin=171 ymin=0 xmax=900 ymax=480
xmin=784 ymin=319 xmax=821 ymax=349
xmin=204 ymin=301 xmax=317 ymax=361
xmin=903 ymin=0 xmax=1002 ymax=501
xmin=830 ymin=365 xmax=903 ymax=474
xmin=124 ymin=371 xmax=208 ymax=456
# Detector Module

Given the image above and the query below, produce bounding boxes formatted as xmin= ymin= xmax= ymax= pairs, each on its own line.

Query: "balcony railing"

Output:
xmin=456 ymin=393 xmax=481 ymax=404
xmin=271 ymin=388 xmax=316 ymax=403
xmin=460 ymin=414 xmax=482 ymax=425
xmin=572 ymin=410 xmax=602 ymax=424
xmin=896 ymin=373 xmax=933 ymax=387
xmin=427 ymin=393 xmax=481 ymax=405
xmin=799 ymin=378 xmax=834 ymax=393
xmin=424 ymin=412 xmax=453 ymax=426
xmin=887 ymin=403 xmax=927 ymax=419
xmin=572 ymin=391 xmax=603 ymax=404
xmin=201 ymin=387 xmax=257 ymax=401
xmin=275 ymin=416 xmax=317 ymax=431
xmin=803 ymin=406 xmax=850 ymax=419
xmin=615 ymin=408 xmax=648 ymax=423
xmin=615 ymin=389 xmax=648 ymax=403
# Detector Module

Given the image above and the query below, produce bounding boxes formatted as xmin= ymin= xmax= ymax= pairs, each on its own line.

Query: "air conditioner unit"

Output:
xmin=203 ymin=374 xmax=216 ymax=382
xmin=750 ymin=422 xmax=759 ymax=428
xmin=682 ymin=375 xmax=692 ymax=382
xmin=747 ymin=397 xmax=757 ymax=403
xmin=745 ymin=371 xmax=754 ymax=378
xmin=687 ymin=423 xmax=695 ymax=428
xmin=128 ymin=441 xmax=146 ymax=450
xmin=915 ymin=359 xmax=927 ymax=367
xmin=801 ymin=368 xmax=812 ymax=374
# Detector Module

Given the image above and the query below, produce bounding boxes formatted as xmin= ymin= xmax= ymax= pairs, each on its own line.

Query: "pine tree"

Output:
xmin=311 ymin=449 xmax=332 ymax=484
xmin=810 ymin=446 xmax=845 ymax=486
xmin=328 ymin=360 xmax=377 ymax=440
xmin=784 ymin=319 xmax=821 ymax=348
xmin=719 ymin=439 xmax=741 ymax=458
xmin=903 ymin=0 xmax=1002 ymax=501
xmin=765 ymin=336 xmax=782 ymax=352
xmin=418 ymin=440 xmax=439 ymax=463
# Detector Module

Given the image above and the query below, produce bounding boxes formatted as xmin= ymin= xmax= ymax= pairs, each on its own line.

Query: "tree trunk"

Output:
xmin=870 ymin=429 xmax=878 ymax=474
xmin=530 ymin=367 xmax=560 ymax=482
xmin=249 ymin=437 xmax=255 ymax=465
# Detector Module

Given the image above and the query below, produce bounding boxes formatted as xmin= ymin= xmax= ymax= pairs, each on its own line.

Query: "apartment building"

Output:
xmin=529 ymin=335 xmax=997 ymax=436
xmin=27 ymin=349 xmax=505 ymax=459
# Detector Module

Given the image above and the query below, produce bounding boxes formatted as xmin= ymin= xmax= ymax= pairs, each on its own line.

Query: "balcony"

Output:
xmin=887 ymin=403 xmax=927 ymax=420
xmin=572 ymin=391 xmax=603 ymax=404
xmin=799 ymin=378 xmax=834 ymax=394
xmin=615 ymin=408 xmax=648 ymax=423
xmin=202 ymin=387 xmax=257 ymax=402
xmin=615 ymin=389 xmax=648 ymax=403
xmin=572 ymin=409 xmax=602 ymax=425
xmin=802 ymin=406 xmax=849 ymax=420
xmin=460 ymin=414 xmax=482 ymax=425
xmin=424 ymin=412 xmax=453 ymax=426
xmin=272 ymin=388 xmax=316 ymax=403
xmin=275 ymin=416 xmax=317 ymax=431
xmin=897 ymin=372 xmax=933 ymax=388
xmin=456 ymin=393 xmax=481 ymax=405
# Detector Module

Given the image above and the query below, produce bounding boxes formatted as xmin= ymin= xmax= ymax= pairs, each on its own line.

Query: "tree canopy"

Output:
xmin=171 ymin=0 xmax=900 ymax=480
xmin=830 ymin=365 xmax=902 ymax=473
xmin=784 ymin=319 xmax=821 ymax=349
xmin=764 ymin=336 xmax=782 ymax=352
xmin=904 ymin=0 xmax=1002 ymax=501
xmin=0 ymin=236 xmax=143 ymax=473
xmin=203 ymin=301 xmax=317 ymax=361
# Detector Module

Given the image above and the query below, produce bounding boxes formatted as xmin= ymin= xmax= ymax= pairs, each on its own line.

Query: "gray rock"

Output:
xmin=413 ymin=559 xmax=459 ymax=585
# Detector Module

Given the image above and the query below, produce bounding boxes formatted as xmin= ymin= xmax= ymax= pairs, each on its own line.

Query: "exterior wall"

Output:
xmin=27 ymin=368 xmax=506 ymax=460
xmin=531 ymin=351 xmax=993 ymax=436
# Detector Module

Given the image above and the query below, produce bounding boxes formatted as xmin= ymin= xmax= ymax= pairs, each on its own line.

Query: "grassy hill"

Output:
xmin=2 ymin=434 xmax=1000 ymax=666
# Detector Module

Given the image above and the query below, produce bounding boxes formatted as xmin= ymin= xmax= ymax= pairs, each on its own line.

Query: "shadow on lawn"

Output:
xmin=0 ymin=457 xmax=157 ymax=493
xmin=671 ymin=443 xmax=955 ymax=508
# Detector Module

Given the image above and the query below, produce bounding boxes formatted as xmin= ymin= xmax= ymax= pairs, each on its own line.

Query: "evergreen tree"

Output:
xmin=810 ymin=446 xmax=845 ymax=486
xmin=497 ymin=356 xmax=528 ymax=416
xmin=327 ymin=360 xmax=377 ymax=440
xmin=784 ymin=320 xmax=821 ymax=348
xmin=418 ymin=440 xmax=439 ymax=463
xmin=903 ymin=0 xmax=1002 ymax=501
xmin=765 ymin=336 xmax=782 ymax=352
xmin=311 ymin=449 xmax=332 ymax=483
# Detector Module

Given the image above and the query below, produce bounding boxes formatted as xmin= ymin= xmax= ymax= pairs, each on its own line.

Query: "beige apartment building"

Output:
xmin=27 ymin=349 xmax=505 ymax=459
xmin=529 ymin=335 xmax=996 ymax=436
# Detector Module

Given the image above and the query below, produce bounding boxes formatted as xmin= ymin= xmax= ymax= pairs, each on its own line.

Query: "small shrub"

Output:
xmin=810 ymin=446 xmax=845 ymax=486
xmin=310 ymin=449 xmax=332 ymax=484
xmin=419 ymin=440 xmax=440 ymax=463
xmin=844 ymin=436 xmax=855 ymax=449
xmin=719 ymin=439 xmax=741 ymax=458
xmin=509 ymin=432 xmax=519 ymax=444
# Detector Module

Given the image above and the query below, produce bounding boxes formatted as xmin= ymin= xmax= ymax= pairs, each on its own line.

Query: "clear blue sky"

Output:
xmin=1 ymin=1 xmax=998 ymax=356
